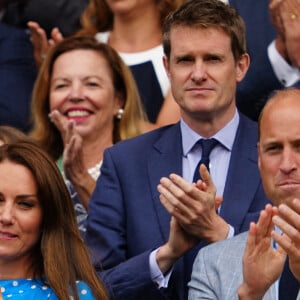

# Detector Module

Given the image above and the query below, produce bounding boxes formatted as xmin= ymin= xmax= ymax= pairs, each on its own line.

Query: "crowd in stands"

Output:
xmin=0 ymin=0 xmax=299 ymax=299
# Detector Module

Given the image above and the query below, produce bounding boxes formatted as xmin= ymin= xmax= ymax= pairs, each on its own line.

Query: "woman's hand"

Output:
xmin=49 ymin=110 xmax=95 ymax=209
xmin=27 ymin=21 xmax=64 ymax=67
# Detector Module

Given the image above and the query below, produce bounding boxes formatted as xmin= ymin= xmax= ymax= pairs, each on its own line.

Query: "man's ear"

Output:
xmin=257 ymin=142 xmax=261 ymax=171
xmin=236 ymin=53 xmax=250 ymax=83
xmin=163 ymin=55 xmax=170 ymax=77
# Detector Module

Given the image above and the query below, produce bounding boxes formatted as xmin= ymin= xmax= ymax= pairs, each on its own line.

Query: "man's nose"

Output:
xmin=191 ymin=61 xmax=207 ymax=82
xmin=280 ymin=148 xmax=297 ymax=174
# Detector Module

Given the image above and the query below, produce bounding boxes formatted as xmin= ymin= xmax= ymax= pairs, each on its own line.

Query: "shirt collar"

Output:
xmin=181 ymin=109 xmax=240 ymax=156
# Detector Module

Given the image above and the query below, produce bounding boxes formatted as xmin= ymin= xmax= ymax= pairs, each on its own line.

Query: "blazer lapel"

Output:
xmin=147 ymin=123 xmax=183 ymax=241
xmin=220 ymin=115 xmax=262 ymax=230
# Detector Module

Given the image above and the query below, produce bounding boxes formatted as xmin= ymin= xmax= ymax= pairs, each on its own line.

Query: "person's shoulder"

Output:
xmin=239 ymin=112 xmax=258 ymax=129
xmin=192 ymin=233 xmax=247 ymax=294
xmin=237 ymin=111 xmax=259 ymax=143
xmin=110 ymin=123 xmax=179 ymax=152
xmin=0 ymin=23 xmax=34 ymax=61
xmin=0 ymin=22 xmax=28 ymax=39
xmin=201 ymin=231 xmax=248 ymax=258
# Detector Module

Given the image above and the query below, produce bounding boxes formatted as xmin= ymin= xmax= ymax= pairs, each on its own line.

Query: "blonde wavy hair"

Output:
xmin=30 ymin=35 xmax=146 ymax=161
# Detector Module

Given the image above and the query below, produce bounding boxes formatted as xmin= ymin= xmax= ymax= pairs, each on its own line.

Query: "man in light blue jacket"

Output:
xmin=189 ymin=88 xmax=300 ymax=300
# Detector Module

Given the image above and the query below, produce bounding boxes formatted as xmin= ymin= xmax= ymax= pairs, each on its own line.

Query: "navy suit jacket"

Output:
xmin=86 ymin=114 xmax=270 ymax=300
xmin=0 ymin=23 xmax=37 ymax=132
xmin=229 ymin=0 xmax=300 ymax=121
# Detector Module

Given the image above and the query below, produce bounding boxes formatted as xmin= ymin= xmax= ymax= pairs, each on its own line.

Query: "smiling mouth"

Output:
xmin=0 ymin=232 xmax=17 ymax=239
xmin=65 ymin=110 xmax=91 ymax=118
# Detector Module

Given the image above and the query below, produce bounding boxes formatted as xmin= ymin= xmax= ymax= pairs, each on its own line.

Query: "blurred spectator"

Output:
xmin=28 ymin=0 xmax=184 ymax=127
xmin=0 ymin=21 xmax=36 ymax=132
xmin=227 ymin=0 xmax=300 ymax=121
xmin=83 ymin=0 xmax=183 ymax=125
xmin=2 ymin=0 xmax=88 ymax=37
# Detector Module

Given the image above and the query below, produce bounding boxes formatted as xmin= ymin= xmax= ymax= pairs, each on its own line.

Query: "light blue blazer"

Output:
xmin=189 ymin=232 xmax=300 ymax=300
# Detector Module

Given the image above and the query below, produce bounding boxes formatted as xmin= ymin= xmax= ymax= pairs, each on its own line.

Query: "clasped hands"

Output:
xmin=157 ymin=164 xmax=229 ymax=258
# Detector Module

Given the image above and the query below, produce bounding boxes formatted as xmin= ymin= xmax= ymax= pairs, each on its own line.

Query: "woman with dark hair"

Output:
xmin=0 ymin=125 xmax=29 ymax=145
xmin=0 ymin=141 xmax=108 ymax=299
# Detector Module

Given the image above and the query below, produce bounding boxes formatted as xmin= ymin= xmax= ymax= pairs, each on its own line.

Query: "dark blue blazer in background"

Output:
xmin=229 ymin=0 xmax=300 ymax=121
xmin=86 ymin=114 xmax=270 ymax=300
xmin=0 ymin=23 xmax=37 ymax=132
xmin=2 ymin=0 xmax=89 ymax=37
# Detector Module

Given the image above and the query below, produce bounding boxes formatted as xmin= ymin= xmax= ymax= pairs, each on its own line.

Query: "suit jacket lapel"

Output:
xmin=147 ymin=123 xmax=183 ymax=241
xmin=220 ymin=115 xmax=261 ymax=230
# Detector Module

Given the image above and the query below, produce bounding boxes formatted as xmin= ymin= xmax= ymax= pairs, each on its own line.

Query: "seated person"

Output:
xmin=0 ymin=141 xmax=108 ymax=299
xmin=85 ymin=1 xmax=270 ymax=299
xmin=0 ymin=22 xmax=36 ymax=132
xmin=188 ymin=88 xmax=300 ymax=299
xmin=30 ymin=35 xmax=149 ymax=235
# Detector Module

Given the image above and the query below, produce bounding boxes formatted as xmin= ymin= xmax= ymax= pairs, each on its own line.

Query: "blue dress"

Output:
xmin=0 ymin=278 xmax=95 ymax=299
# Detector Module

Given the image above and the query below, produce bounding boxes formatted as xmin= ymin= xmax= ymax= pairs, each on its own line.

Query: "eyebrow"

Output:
xmin=15 ymin=194 xmax=39 ymax=200
xmin=52 ymin=75 xmax=103 ymax=81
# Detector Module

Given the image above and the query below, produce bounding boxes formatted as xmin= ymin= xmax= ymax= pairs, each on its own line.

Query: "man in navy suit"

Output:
xmin=0 ymin=22 xmax=37 ymax=132
xmin=86 ymin=1 xmax=270 ymax=299
xmin=229 ymin=0 xmax=300 ymax=121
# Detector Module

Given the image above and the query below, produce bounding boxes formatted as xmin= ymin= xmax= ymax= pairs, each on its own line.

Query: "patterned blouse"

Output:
xmin=0 ymin=278 xmax=95 ymax=299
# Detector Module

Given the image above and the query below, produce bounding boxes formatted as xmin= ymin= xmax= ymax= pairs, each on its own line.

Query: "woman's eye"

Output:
xmin=18 ymin=201 xmax=34 ymax=208
xmin=51 ymin=83 xmax=67 ymax=90
xmin=17 ymin=197 xmax=38 ymax=209
xmin=86 ymin=81 xmax=100 ymax=87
